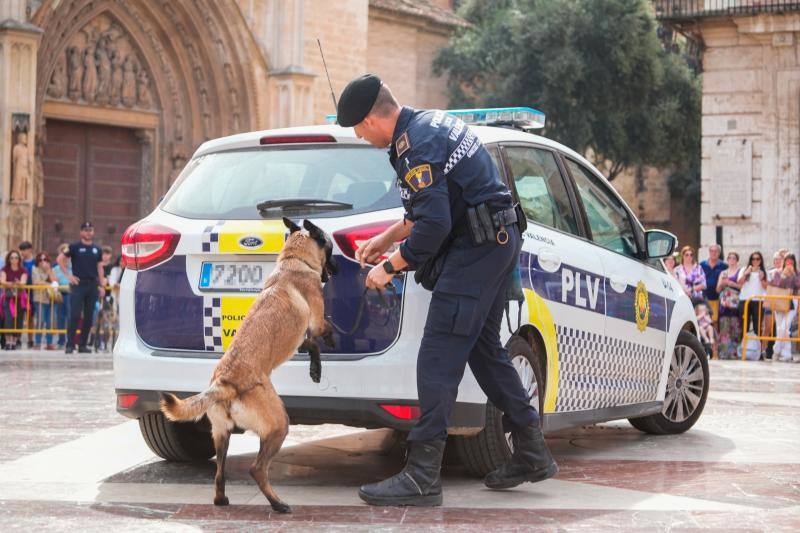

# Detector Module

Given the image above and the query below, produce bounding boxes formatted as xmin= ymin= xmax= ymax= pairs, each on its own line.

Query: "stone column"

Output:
xmin=0 ymin=15 xmax=42 ymax=251
xmin=262 ymin=0 xmax=317 ymax=127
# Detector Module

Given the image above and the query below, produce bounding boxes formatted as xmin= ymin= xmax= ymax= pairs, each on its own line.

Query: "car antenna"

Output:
xmin=317 ymin=38 xmax=338 ymax=120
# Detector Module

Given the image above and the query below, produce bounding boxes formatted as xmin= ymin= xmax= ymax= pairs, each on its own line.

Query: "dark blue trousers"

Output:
xmin=407 ymin=225 xmax=539 ymax=442
xmin=67 ymin=281 xmax=98 ymax=348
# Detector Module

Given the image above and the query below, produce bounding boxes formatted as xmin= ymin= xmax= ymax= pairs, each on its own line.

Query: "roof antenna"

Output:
xmin=317 ymin=38 xmax=337 ymax=120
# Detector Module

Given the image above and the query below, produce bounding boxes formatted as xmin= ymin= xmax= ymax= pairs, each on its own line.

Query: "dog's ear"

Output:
xmin=283 ymin=217 xmax=301 ymax=233
xmin=303 ymin=219 xmax=327 ymax=248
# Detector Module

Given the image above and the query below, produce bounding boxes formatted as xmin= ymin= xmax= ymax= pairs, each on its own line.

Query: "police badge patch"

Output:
xmin=395 ymin=132 xmax=410 ymax=158
xmin=405 ymin=164 xmax=433 ymax=192
xmin=635 ymin=281 xmax=650 ymax=332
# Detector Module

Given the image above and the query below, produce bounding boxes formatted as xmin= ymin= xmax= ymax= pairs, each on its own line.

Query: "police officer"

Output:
xmin=337 ymin=74 xmax=557 ymax=507
xmin=57 ymin=221 xmax=107 ymax=354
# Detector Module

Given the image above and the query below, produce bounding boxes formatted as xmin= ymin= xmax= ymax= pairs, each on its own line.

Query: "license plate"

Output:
xmin=199 ymin=262 xmax=273 ymax=292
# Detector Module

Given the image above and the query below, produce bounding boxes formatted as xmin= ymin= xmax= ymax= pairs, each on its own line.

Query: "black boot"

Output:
xmin=358 ymin=439 xmax=445 ymax=507
xmin=485 ymin=424 xmax=558 ymax=489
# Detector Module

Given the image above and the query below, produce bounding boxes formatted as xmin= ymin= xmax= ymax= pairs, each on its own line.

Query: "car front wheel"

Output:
xmin=628 ymin=330 xmax=709 ymax=435
xmin=139 ymin=412 xmax=215 ymax=462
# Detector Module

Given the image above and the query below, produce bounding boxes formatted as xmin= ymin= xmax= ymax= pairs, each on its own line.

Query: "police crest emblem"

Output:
xmin=634 ymin=281 xmax=650 ymax=332
xmin=405 ymin=164 xmax=433 ymax=192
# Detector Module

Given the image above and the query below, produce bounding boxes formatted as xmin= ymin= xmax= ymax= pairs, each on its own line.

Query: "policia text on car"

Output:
xmin=336 ymin=74 xmax=557 ymax=507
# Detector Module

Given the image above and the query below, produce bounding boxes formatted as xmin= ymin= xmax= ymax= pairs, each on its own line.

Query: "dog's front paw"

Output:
xmin=214 ymin=496 xmax=230 ymax=506
xmin=310 ymin=360 xmax=322 ymax=383
xmin=321 ymin=329 xmax=335 ymax=349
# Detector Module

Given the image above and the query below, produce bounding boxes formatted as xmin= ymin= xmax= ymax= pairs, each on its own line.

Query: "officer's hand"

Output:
xmin=69 ymin=275 xmax=79 ymax=285
xmin=356 ymin=233 xmax=392 ymax=268
xmin=366 ymin=263 xmax=393 ymax=290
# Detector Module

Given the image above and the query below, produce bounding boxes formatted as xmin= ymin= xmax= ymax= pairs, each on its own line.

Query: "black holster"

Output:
xmin=466 ymin=203 xmax=519 ymax=246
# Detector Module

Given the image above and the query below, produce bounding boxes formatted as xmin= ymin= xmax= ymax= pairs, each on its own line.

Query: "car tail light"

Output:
xmin=260 ymin=134 xmax=337 ymax=145
xmin=333 ymin=221 xmax=404 ymax=263
xmin=117 ymin=393 xmax=139 ymax=409
xmin=121 ymin=221 xmax=180 ymax=271
xmin=380 ymin=404 xmax=421 ymax=420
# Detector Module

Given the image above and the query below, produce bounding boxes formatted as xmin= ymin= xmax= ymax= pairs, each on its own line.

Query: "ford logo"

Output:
xmin=239 ymin=236 xmax=263 ymax=249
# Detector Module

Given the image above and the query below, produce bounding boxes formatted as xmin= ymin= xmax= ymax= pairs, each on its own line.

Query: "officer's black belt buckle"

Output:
xmin=465 ymin=203 xmax=518 ymax=246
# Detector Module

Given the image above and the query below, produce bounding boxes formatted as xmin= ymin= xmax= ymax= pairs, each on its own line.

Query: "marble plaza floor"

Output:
xmin=0 ymin=350 xmax=798 ymax=531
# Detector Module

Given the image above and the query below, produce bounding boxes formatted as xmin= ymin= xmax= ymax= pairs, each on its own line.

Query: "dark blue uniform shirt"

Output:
xmin=66 ymin=241 xmax=102 ymax=280
xmin=389 ymin=107 xmax=512 ymax=268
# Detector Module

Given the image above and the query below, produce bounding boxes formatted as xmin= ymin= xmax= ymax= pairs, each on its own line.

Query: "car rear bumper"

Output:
xmin=115 ymin=388 xmax=486 ymax=431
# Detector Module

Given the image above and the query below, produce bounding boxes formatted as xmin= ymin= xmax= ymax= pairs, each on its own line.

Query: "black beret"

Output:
xmin=337 ymin=74 xmax=382 ymax=127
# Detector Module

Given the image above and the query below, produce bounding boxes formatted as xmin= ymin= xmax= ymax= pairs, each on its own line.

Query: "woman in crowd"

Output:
xmin=717 ymin=251 xmax=743 ymax=359
xmin=768 ymin=253 xmax=800 ymax=362
xmin=674 ymin=245 xmax=707 ymax=303
xmin=739 ymin=251 xmax=768 ymax=357
xmin=52 ymin=243 xmax=72 ymax=349
xmin=0 ymin=250 xmax=29 ymax=350
xmin=31 ymin=252 xmax=59 ymax=350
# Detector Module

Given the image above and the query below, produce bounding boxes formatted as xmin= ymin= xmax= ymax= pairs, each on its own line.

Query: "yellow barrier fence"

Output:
xmin=0 ymin=284 xmax=119 ymax=349
xmin=741 ymin=294 xmax=800 ymax=361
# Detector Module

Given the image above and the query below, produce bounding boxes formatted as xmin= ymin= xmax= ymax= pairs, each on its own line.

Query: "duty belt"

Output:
xmin=465 ymin=203 xmax=519 ymax=246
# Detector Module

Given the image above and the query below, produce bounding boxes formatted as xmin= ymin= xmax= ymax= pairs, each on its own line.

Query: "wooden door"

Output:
xmin=41 ymin=120 xmax=142 ymax=256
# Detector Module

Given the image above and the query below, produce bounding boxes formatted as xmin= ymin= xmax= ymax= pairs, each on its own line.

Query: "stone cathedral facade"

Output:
xmin=0 ymin=0 xmax=463 ymax=253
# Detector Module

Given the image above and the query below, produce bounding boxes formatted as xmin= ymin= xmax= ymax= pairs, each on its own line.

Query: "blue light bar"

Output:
xmin=447 ymin=107 xmax=545 ymax=130
xmin=324 ymin=106 xmax=546 ymax=130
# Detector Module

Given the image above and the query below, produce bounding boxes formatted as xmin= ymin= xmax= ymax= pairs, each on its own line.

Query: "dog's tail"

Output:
xmin=160 ymin=381 xmax=236 ymax=422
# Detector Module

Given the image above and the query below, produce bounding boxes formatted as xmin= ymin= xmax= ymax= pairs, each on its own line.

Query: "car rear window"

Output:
xmin=161 ymin=145 xmax=400 ymax=219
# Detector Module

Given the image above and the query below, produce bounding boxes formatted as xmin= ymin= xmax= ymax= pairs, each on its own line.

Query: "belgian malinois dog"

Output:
xmin=160 ymin=217 xmax=338 ymax=513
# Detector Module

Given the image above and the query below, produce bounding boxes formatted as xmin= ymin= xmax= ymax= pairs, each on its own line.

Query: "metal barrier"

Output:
xmin=741 ymin=294 xmax=800 ymax=361
xmin=0 ymin=284 xmax=119 ymax=350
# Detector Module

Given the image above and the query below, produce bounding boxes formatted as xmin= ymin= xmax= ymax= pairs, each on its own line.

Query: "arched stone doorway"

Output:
xmin=31 ymin=0 xmax=268 ymax=253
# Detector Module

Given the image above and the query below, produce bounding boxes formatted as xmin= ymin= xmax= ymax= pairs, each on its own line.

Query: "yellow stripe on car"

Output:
xmin=523 ymin=288 xmax=559 ymax=413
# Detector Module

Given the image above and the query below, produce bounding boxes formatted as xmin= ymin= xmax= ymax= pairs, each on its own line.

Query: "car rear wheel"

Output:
xmin=139 ymin=412 xmax=215 ymax=462
xmin=455 ymin=335 xmax=544 ymax=477
xmin=628 ymin=330 xmax=709 ymax=435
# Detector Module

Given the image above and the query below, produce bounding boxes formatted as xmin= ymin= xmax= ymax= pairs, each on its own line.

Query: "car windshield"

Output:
xmin=161 ymin=145 xmax=400 ymax=219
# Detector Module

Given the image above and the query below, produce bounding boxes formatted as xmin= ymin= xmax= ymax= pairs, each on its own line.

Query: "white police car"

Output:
xmin=114 ymin=107 xmax=707 ymax=476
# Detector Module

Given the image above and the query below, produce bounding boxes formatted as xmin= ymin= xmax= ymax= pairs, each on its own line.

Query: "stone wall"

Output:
xmin=698 ymin=14 xmax=800 ymax=260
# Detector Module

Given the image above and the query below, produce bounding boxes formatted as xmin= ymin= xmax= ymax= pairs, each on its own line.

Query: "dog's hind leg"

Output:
xmin=242 ymin=384 xmax=292 ymax=513
xmin=208 ymin=405 xmax=234 ymax=506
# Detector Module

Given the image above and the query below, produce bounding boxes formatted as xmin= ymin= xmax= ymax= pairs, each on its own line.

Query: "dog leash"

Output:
xmin=326 ymin=283 xmax=400 ymax=336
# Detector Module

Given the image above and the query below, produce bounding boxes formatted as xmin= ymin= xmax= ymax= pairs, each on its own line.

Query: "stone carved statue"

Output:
xmin=109 ymin=48 xmax=124 ymax=106
xmin=67 ymin=46 xmax=82 ymax=101
xmin=11 ymin=132 xmax=31 ymax=203
xmin=81 ymin=44 xmax=98 ymax=103
xmin=47 ymin=57 xmax=66 ymax=99
xmin=95 ymin=41 xmax=112 ymax=104
xmin=137 ymin=68 xmax=152 ymax=108
xmin=121 ymin=55 xmax=137 ymax=107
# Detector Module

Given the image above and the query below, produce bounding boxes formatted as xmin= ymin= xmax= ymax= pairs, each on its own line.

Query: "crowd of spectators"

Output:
xmin=0 ymin=229 xmax=121 ymax=351
xmin=668 ymin=245 xmax=800 ymax=361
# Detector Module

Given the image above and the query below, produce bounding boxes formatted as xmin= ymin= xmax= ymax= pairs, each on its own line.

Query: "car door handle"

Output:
xmin=537 ymin=249 xmax=562 ymax=273
xmin=609 ymin=274 xmax=628 ymax=294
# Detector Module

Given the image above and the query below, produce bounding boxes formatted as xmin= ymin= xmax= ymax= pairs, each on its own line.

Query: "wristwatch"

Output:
xmin=382 ymin=259 xmax=396 ymax=275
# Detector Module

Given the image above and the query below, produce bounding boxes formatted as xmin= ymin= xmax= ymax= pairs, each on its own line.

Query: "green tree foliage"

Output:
xmin=436 ymin=0 xmax=701 ymax=183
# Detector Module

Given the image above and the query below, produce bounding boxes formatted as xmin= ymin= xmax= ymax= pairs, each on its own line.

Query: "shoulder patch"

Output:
xmin=404 ymin=164 xmax=433 ymax=192
xmin=396 ymin=132 xmax=410 ymax=158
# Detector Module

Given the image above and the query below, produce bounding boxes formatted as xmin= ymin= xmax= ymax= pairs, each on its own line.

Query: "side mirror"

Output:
xmin=645 ymin=229 xmax=676 ymax=259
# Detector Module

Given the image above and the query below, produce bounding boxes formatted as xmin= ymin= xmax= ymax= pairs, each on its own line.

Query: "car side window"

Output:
xmin=486 ymin=145 xmax=508 ymax=186
xmin=504 ymin=146 xmax=579 ymax=235
xmin=566 ymin=159 xmax=639 ymax=258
